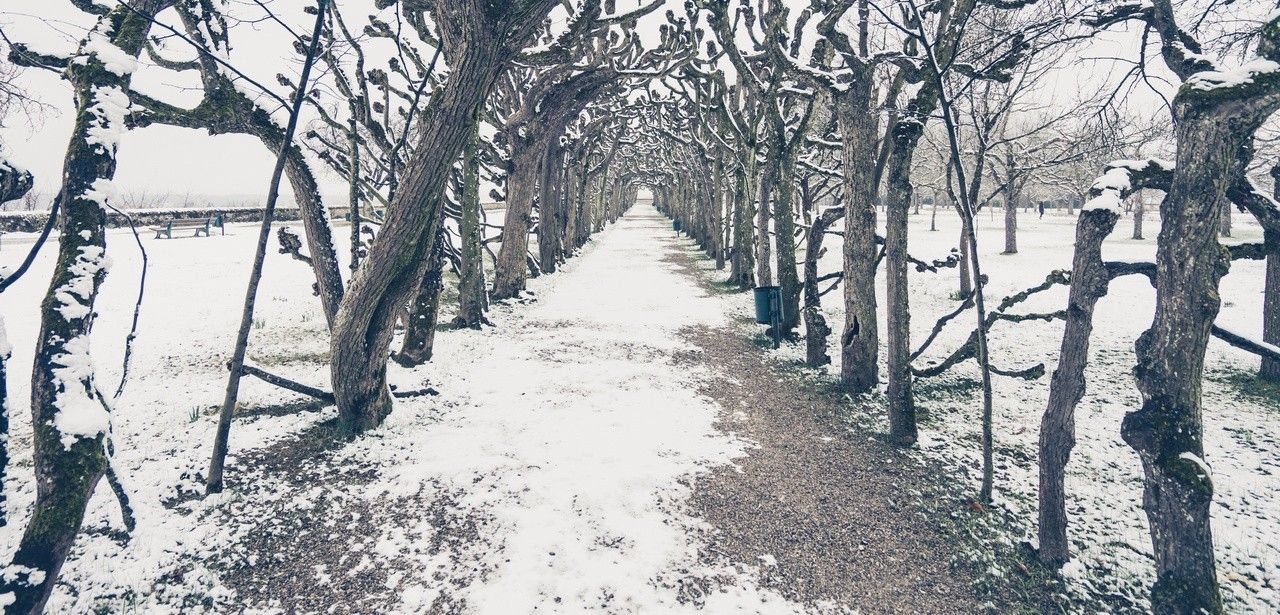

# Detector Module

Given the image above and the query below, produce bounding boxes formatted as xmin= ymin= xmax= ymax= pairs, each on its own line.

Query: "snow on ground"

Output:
xmin=777 ymin=206 xmax=1280 ymax=612
xmin=0 ymin=205 xmax=812 ymax=612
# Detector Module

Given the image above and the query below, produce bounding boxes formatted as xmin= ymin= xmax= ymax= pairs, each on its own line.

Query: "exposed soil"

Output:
xmin=663 ymin=242 xmax=1029 ymax=614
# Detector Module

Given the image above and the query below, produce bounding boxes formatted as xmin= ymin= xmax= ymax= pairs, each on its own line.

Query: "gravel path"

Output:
xmin=662 ymin=242 xmax=994 ymax=614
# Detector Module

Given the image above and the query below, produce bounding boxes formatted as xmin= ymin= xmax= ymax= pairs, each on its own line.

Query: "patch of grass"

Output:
xmin=1210 ymin=367 xmax=1280 ymax=411
xmin=710 ymin=279 xmax=747 ymax=294
xmin=916 ymin=375 xmax=982 ymax=400
xmin=250 ymin=349 xmax=331 ymax=366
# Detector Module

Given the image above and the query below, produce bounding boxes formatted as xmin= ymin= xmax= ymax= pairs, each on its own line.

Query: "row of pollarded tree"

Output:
xmin=0 ymin=1 xmax=697 ymax=612
xmin=617 ymin=1 xmax=1280 ymax=613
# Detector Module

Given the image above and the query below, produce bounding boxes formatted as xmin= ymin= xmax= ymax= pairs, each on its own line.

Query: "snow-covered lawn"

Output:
xmin=0 ymin=206 xmax=810 ymax=612
xmin=788 ymin=207 xmax=1280 ymax=612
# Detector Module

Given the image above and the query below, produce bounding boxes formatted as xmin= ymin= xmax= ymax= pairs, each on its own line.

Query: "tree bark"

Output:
xmin=1 ymin=4 xmax=170 ymax=612
xmin=455 ymin=121 xmax=488 ymax=328
xmin=803 ymin=207 xmax=840 ymax=367
xmin=835 ymin=88 xmax=879 ymax=393
xmin=1121 ymin=115 xmax=1239 ymax=615
xmin=1038 ymin=207 xmax=1118 ymax=567
xmin=1264 ymin=171 xmax=1280 ymax=380
xmin=396 ymin=236 xmax=445 ymax=366
xmin=1003 ymin=191 xmax=1018 ymax=255
xmin=755 ymin=157 xmax=775 ymax=288
xmin=884 ymin=122 xmax=918 ymax=446
xmin=958 ymin=218 xmax=972 ymax=296
xmin=492 ymin=144 xmax=541 ymax=299
xmin=329 ymin=3 xmax=560 ymax=433
xmin=1133 ymin=195 xmax=1145 ymax=240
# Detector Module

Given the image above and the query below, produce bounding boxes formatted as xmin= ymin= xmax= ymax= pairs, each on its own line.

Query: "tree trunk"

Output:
xmin=537 ymin=144 xmax=563 ymax=273
xmin=1133 ymin=195 xmax=1145 ymax=240
xmin=884 ymin=124 xmax=919 ymax=446
xmin=1264 ymin=228 xmax=1280 ymax=380
xmin=835 ymin=90 xmax=879 ymax=393
xmin=756 ymin=157 xmax=775 ymax=288
xmin=456 ymin=122 xmax=488 ymax=328
xmin=1121 ymin=115 xmax=1238 ymax=615
xmin=0 ymin=320 xmax=9 ymax=528
xmin=1 ymin=4 xmax=169 ymax=611
xmin=958 ymin=218 xmax=972 ymax=296
xmin=731 ymin=162 xmax=756 ymax=289
xmin=1003 ymin=190 xmax=1018 ymax=254
xmin=329 ymin=23 xmax=523 ymax=434
xmin=492 ymin=144 xmax=541 ymax=300
xmin=775 ymin=149 xmax=802 ymax=334
xmin=1219 ymin=201 xmax=1232 ymax=237
xmin=712 ymin=154 xmax=726 ymax=270
xmin=1264 ymin=171 xmax=1280 ymax=380
xmin=803 ymin=207 xmax=840 ymax=367
xmin=1038 ymin=207 xmax=1118 ymax=566
xmin=397 ymin=237 xmax=445 ymax=366
xmin=348 ymin=115 xmax=361 ymax=273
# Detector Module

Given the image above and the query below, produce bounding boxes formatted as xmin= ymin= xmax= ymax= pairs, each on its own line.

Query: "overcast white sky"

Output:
xmin=0 ymin=0 xmax=1225 ymax=206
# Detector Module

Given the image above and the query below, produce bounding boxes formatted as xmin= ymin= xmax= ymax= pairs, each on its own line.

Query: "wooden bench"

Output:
xmin=151 ymin=215 xmax=223 ymax=239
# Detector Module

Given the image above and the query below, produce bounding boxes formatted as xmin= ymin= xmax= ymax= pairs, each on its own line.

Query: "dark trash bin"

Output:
xmin=753 ymin=286 xmax=780 ymax=324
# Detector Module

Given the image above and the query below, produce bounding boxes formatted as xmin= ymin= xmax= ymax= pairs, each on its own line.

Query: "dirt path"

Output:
xmin=661 ymin=240 xmax=996 ymax=614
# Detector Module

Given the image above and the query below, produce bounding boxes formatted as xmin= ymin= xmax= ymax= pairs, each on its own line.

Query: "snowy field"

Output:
xmin=1 ymin=203 xmax=1276 ymax=612
xmin=785 ymin=206 xmax=1279 ymax=612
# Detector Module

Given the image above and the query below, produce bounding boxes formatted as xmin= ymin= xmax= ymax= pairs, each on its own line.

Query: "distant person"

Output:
xmin=1038 ymin=201 xmax=1046 ymax=219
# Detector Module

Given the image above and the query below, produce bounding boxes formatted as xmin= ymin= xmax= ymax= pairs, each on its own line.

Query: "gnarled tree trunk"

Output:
xmin=835 ymin=87 xmax=880 ymax=393
xmin=1038 ymin=207 xmax=1118 ymax=567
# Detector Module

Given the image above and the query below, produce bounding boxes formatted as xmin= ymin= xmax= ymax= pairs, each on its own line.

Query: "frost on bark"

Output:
xmin=0 ymin=3 xmax=170 ymax=612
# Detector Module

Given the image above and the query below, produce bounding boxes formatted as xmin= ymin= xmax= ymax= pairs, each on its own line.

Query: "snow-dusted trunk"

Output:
xmin=396 ymin=237 xmax=445 ymax=366
xmin=1219 ymin=201 xmax=1232 ymax=237
xmin=883 ymin=122 xmax=919 ymax=446
xmin=1265 ymin=171 xmax=1280 ymax=380
xmin=492 ymin=143 xmax=541 ymax=300
xmin=1 ymin=4 xmax=168 ymax=612
xmin=930 ymin=192 xmax=938 ymax=231
xmin=1038 ymin=207 xmax=1118 ymax=567
xmin=1121 ymin=115 xmax=1240 ymax=615
xmin=330 ymin=30 xmax=515 ymax=434
xmin=835 ymin=91 xmax=879 ymax=393
xmin=456 ymin=123 xmax=488 ymax=328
